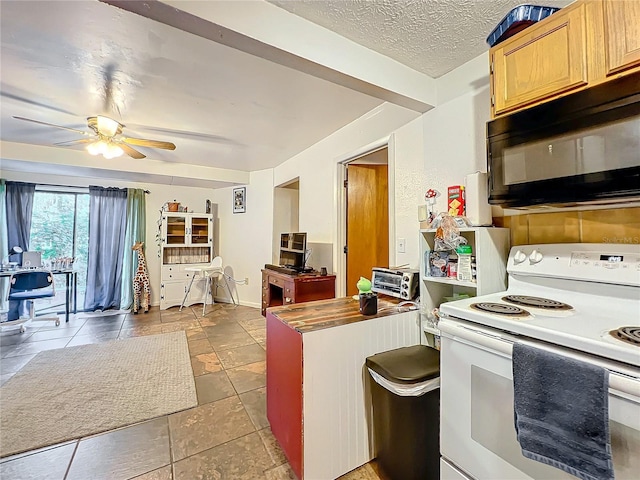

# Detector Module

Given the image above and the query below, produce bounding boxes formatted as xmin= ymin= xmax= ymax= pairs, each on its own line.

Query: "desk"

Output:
xmin=0 ymin=269 xmax=77 ymax=323
xmin=261 ymin=269 xmax=336 ymax=316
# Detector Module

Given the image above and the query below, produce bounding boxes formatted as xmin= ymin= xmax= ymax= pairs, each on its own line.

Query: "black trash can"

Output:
xmin=366 ymin=345 xmax=440 ymax=480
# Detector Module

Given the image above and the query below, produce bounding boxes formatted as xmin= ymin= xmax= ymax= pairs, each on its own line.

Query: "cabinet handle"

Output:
xmin=285 ymin=297 xmax=292 ymax=303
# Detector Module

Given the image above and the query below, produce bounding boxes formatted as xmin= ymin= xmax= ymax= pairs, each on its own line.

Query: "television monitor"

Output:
xmin=279 ymin=232 xmax=307 ymax=271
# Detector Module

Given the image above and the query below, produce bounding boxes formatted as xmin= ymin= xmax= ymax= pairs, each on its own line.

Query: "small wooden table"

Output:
xmin=261 ymin=269 xmax=335 ymax=316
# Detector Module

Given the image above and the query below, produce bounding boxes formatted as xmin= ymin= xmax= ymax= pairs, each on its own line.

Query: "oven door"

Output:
xmin=439 ymin=318 xmax=640 ymax=480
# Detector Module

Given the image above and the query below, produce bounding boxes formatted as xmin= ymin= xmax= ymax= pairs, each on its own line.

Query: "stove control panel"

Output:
xmin=508 ymin=243 xmax=640 ymax=287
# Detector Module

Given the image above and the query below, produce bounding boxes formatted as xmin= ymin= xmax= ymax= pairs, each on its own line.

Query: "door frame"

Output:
xmin=334 ymin=134 xmax=397 ymax=297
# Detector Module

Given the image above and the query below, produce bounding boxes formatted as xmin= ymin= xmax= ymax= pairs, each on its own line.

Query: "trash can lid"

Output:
xmin=365 ymin=345 xmax=440 ymax=384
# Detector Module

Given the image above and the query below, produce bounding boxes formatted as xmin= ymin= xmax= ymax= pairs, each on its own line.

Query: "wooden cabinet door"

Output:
xmin=492 ymin=4 xmax=588 ymax=115
xmin=603 ymin=0 xmax=640 ymax=75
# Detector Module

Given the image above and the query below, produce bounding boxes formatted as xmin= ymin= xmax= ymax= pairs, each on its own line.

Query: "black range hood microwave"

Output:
xmin=487 ymin=73 xmax=640 ymax=207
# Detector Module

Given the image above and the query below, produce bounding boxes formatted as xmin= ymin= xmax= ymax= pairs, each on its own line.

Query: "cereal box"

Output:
xmin=448 ymin=185 xmax=466 ymax=216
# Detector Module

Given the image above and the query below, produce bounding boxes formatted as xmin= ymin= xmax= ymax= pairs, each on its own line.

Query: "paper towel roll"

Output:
xmin=465 ymin=171 xmax=492 ymax=226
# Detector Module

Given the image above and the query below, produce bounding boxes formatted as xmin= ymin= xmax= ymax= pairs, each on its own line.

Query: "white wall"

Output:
xmin=0 ymin=170 xmax=216 ymax=307
xmin=208 ymin=53 xmax=491 ymax=305
xmin=2 ymin=52 xmax=492 ymax=310
xmin=210 ymin=169 xmax=274 ymax=308
xmin=272 ymin=187 xmax=299 ymax=263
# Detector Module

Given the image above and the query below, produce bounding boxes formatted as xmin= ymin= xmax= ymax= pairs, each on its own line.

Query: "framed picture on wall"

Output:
xmin=233 ymin=187 xmax=246 ymax=214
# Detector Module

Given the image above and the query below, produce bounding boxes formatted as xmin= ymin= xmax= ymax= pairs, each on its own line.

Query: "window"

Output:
xmin=28 ymin=189 xmax=89 ymax=312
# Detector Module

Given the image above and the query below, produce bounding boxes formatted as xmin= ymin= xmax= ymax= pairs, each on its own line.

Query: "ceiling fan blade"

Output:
xmin=54 ymin=138 xmax=95 ymax=146
xmin=120 ymin=143 xmax=146 ymax=159
xmin=122 ymin=136 xmax=176 ymax=150
xmin=13 ymin=116 xmax=91 ymax=136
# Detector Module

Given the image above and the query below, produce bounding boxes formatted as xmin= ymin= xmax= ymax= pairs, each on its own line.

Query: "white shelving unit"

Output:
xmin=160 ymin=212 xmax=214 ymax=310
xmin=419 ymin=227 xmax=510 ymax=347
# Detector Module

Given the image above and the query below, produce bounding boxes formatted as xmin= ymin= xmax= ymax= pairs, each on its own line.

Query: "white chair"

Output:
xmin=180 ymin=256 xmax=235 ymax=316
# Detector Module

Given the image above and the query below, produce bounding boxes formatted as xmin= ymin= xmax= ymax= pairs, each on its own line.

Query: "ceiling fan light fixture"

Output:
xmin=87 ymin=140 xmax=107 ymax=156
xmin=96 ymin=115 xmax=120 ymax=137
xmin=104 ymin=143 xmax=124 ymax=159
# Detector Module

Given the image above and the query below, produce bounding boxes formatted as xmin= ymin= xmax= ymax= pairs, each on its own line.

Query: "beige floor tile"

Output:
xmin=216 ymin=343 xmax=266 ymax=369
xmin=337 ymin=462 xmax=381 ymax=479
xmin=66 ymin=331 xmax=120 ymax=347
xmin=168 ymin=396 xmax=255 ymax=462
xmin=172 ymin=431 xmax=273 ymax=480
xmin=185 ymin=327 xmax=207 ymax=341
xmin=187 ymin=338 xmax=214 ymax=356
xmin=190 ymin=352 xmax=223 ymax=376
xmin=258 ymin=428 xmax=288 ymax=467
xmin=239 ymin=387 xmax=268 ymax=429
xmin=0 ymin=442 xmax=76 ymax=479
xmin=238 ymin=317 xmax=266 ymax=331
xmin=248 ymin=328 xmax=267 ymax=344
xmin=208 ymin=331 xmax=256 ymax=351
xmin=130 ymin=464 xmax=173 ymax=480
xmin=195 ymin=371 xmax=236 ymax=405
xmin=226 ymin=361 xmax=266 ymax=394
xmin=66 ymin=417 xmax=170 ymax=480
xmin=264 ymin=463 xmax=297 ymax=480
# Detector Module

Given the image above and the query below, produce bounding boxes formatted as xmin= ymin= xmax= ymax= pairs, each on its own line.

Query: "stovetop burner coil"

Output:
xmin=609 ymin=326 xmax=640 ymax=346
xmin=471 ymin=302 xmax=529 ymax=316
xmin=502 ymin=295 xmax=572 ymax=310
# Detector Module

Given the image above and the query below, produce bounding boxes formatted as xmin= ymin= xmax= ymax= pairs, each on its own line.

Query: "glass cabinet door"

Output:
xmin=190 ymin=216 xmax=210 ymax=244
xmin=165 ymin=215 xmax=187 ymax=245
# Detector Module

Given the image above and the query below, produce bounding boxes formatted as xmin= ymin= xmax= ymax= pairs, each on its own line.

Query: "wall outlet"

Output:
xmin=244 ymin=277 xmax=249 ymax=285
xmin=397 ymin=238 xmax=406 ymax=253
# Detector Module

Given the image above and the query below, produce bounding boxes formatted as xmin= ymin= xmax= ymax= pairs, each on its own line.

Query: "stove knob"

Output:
xmin=513 ymin=250 xmax=527 ymax=264
xmin=529 ymin=249 xmax=543 ymax=264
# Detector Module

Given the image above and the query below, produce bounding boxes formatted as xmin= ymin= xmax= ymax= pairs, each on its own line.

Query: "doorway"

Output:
xmin=272 ymin=179 xmax=299 ymax=264
xmin=344 ymin=147 xmax=389 ymax=296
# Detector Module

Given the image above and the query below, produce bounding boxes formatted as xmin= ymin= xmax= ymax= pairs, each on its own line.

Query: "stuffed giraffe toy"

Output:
xmin=132 ymin=242 xmax=151 ymax=314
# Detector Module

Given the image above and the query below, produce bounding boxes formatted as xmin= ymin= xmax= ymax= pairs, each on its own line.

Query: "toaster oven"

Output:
xmin=371 ymin=267 xmax=419 ymax=300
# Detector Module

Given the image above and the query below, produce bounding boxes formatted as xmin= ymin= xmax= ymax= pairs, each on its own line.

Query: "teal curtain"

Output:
xmin=120 ymin=188 xmax=146 ymax=309
xmin=0 ymin=179 xmax=7 ymax=311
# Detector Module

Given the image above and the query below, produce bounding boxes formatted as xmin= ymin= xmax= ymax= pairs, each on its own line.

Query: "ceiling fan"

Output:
xmin=13 ymin=115 xmax=176 ymax=159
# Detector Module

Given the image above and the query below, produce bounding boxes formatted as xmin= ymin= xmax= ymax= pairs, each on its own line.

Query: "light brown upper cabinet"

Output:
xmin=603 ymin=0 xmax=640 ymax=75
xmin=491 ymin=3 xmax=587 ymax=116
xmin=490 ymin=0 xmax=640 ymax=118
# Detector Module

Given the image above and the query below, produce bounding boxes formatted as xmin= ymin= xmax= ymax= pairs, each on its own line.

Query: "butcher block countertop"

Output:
xmin=266 ymin=295 xmax=406 ymax=333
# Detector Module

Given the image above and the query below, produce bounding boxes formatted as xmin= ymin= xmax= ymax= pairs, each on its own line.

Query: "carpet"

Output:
xmin=0 ymin=331 xmax=197 ymax=458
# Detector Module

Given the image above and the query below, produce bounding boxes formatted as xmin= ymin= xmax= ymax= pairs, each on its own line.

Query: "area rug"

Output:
xmin=0 ymin=331 xmax=197 ymax=458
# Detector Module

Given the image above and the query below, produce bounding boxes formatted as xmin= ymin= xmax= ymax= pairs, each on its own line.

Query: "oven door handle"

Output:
xmin=440 ymin=320 xmax=513 ymax=358
xmin=439 ymin=320 xmax=640 ymax=400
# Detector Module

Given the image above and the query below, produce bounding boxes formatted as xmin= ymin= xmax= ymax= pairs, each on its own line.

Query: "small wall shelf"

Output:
xmin=419 ymin=226 xmax=510 ymax=347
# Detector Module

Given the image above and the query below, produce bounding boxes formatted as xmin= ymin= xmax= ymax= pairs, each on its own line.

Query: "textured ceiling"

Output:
xmin=269 ymin=0 xmax=572 ymax=78
xmin=0 ymin=0 xmax=383 ymax=175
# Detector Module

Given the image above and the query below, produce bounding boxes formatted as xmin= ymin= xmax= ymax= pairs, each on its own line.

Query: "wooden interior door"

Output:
xmin=346 ymin=162 xmax=389 ymax=296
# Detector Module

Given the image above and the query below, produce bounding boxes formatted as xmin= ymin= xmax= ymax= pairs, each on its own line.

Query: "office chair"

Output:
xmin=5 ymin=270 xmax=59 ymax=332
xmin=180 ymin=256 xmax=235 ymax=316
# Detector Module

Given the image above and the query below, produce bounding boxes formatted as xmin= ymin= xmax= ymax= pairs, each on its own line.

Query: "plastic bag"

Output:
xmin=431 ymin=214 xmax=468 ymax=251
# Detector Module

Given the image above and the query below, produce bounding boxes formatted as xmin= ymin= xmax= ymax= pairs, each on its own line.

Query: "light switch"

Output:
xmin=397 ymin=238 xmax=406 ymax=253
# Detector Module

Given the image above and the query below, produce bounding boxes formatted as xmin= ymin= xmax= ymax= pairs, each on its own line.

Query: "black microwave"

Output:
xmin=487 ymin=73 xmax=640 ymax=208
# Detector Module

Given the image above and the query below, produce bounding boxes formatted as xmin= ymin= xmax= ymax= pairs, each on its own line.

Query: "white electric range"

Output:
xmin=437 ymin=243 xmax=640 ymax=480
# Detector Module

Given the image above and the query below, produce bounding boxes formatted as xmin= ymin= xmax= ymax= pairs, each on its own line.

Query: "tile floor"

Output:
xmin=0 ymin=304 xmax=380 ymax=480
